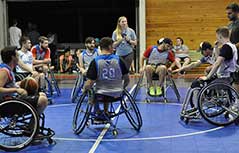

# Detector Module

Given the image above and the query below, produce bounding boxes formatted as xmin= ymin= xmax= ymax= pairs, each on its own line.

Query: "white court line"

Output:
xmin=48 ymin=96 xmax=224 ymax=143
xmin=47 ymin=101 xmax=182 ymax=109
xmin=53 ymin=126 xmax=224 ymax=142
xmin=136 ymin=101 xmax=182 ymax=106
xmin=48 ymin=103 xmax=76 ymax=108
xmin=88 ymin=84 xmax=137 ymax=153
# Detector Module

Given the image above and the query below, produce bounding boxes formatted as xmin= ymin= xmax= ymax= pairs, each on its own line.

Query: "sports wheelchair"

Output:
xmin=0 ymin=98 xmax=55 ymax=152
xmin=72 ymin=83 xmax=142 ymax=136
xmin=132 ymin=71 xmax=180 ymax=103
xmin=71 ymin=72 xmax=85 ymax=103
xmin=180 ymin=78 xmax=239 ymax=126
xmin=44 ymin=65 xmax=61 ymax=103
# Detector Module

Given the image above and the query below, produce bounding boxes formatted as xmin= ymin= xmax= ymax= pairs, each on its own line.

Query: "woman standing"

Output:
xmin=112 ymin=16 xmax=137 ymax=70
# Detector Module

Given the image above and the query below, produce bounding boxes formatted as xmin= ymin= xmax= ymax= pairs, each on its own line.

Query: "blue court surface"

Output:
xmin=2 ymin=79 xmax=239 ymax=153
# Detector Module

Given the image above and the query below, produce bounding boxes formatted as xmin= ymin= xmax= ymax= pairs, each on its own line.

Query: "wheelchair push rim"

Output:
xmin=72 ymin=92 xmax=92 ymax=135
xmin=0 ymin=100 xmax=39 ymax=152
xmin=71 ymin=72 xmax=84 ymax=103
xmin=121 ymin=90 xmax=143 ymax=131
xmin=198 ymin=83 xmax=239 ymax=126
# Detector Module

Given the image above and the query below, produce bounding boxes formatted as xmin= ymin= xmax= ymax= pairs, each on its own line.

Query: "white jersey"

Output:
xmin=9 ymin=26 xmax=22 ymax=49
xmin=16 ymin=50 xmax=33 ymax=73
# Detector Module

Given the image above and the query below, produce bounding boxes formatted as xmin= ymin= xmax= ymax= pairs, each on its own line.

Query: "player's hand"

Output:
xmin=172 ymin=69 xmax=180 ymax=73
xmin=167 ymin=67 xmax=172 ymax=73
xmin=139 ymin=67 xmax=145 ymax=73
xmin=16 ymin=88 xmax=28 ymax=96
xmin=31 ymin=71 xmax=38 ymax=78
xmin=199 ymin=76 xmax=208 ymax=80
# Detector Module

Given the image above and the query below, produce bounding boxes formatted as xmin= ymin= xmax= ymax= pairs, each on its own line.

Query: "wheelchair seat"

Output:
xmin=133 ymin=71 xmax=180 ymax=103
xmin=0 ymin=98 xmax=55 ymax=152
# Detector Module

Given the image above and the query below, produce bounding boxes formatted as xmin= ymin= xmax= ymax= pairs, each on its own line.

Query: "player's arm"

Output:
xmin=0 ymin=70 xmax=27 ymax=95
xmin=18 ymin=58 xmax=34 ymax=73
xmin=206 ymin=56 xmax=224 ymax=79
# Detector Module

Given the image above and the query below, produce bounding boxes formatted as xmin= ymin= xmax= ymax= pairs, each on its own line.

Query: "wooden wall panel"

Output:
xmin=146 ymin=0 xmax=239 ymax=49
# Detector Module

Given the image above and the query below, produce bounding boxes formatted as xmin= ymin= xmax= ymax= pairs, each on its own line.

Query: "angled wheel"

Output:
xmin=0 ymin=99 xmax=39 ymax=152
xmin=132 ymin=73 xmax=144 ymax=101
xmin=50 ymin=70 xmax=61 ymax=96
xmin=45 ymin=76 xmax=53 ymax=97
xmin=71 ymin=73 xmax=84 ymax=103
xmin=198 ymin=82 xmax=239 ymax=126
xmin=121 ymin=90 xmax=142 ymax=131
xmin=72 ymin=91 xmax=92 ymax=135
xmin=168 ymin=77 xmax=181 ymax=102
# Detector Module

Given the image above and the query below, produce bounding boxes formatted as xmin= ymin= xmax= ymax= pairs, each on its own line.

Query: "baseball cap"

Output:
xmin=157 ymin=38 xmax=173 ymax=46
xmin=198 ymin=41 xmax=213 ymax=51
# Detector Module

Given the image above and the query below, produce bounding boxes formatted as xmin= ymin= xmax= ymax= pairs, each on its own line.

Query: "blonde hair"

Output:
xmin=114 ymin=16 xmax=128 ymax=40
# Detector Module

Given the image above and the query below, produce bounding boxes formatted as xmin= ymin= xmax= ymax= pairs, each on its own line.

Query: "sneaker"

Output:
xmin=156 ymin=86 xmax=162 ymax=96
xmin=149 ymin=86 xmax=155 ymax=96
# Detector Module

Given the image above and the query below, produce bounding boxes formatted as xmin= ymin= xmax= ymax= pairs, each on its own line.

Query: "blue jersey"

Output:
xmin=94 ymin=54 xmax=124 ymax=97
xmin=81 ymin=48 xmax=98 ymax=70
xmin=0 ymin=63 xmax=16 ymax=99
xmin=35 ymin=44 xmax=46 ymax=60
xmin=148 ymin=46 xmax=169 ymax=65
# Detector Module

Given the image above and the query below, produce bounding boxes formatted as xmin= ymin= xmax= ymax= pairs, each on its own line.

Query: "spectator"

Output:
xmin=28 ymin=24 xmax=40 ymax=46
xmin=226 ymin=3 xmax=239 ymax=93
xmin=9 ymin=19 xmax=22 ymax=49
xmin=59 ymin=47 xmax=73 ymax=73
xmin=173 ymin=37 xmax=190 ymax=74
xmin=112 ymin=16 xmax=137 ymax=70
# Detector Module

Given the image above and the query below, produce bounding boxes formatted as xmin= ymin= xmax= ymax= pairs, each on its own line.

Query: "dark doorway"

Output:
xmin=7 ymin=0 xmax=136 ymax=43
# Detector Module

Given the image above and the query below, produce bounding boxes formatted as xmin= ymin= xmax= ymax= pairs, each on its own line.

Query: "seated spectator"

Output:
xmin=173 ymin=41 xmax=216 ymax=74
xmin=59 ymin=47 xmax=73 ymax=73
xmin=73 ymin=48 xmax=82 ymax=72
xmin=173 ymin=37 xmax=190 ymax=74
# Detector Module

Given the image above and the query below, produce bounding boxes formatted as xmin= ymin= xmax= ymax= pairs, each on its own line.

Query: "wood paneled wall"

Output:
xmin=146 ymin=0 xmax=239 ymax=49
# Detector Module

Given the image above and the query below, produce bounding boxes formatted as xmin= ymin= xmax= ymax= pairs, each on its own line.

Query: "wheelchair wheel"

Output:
xmin=132 ymin=73 xmax=143 ymax=101
xmin=72 ymin=92 xmax=92 ymax=134
xmin=71 ymin=73 xmax=84 ymax=103
xmin=50 ymin=70 xmax=61 ymax=96
xmin=198 ymin=83 xmax=239 ymax=126
xmin=168 ymin=77 xmax=181 ymax=102
xmin=0 ymin=99 xmax=39 ymax=152
xmin=121 ymin=90 xmax=142 ymax=131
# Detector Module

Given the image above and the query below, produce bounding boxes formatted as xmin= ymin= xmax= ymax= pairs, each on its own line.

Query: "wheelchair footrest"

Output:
xmin=37 ymin=127 xmax=55 ymax=142
xmin=180 ymin=108 xmax=201 ymax=119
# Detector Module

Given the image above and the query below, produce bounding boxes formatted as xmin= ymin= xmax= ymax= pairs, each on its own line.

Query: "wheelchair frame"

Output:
xmin=71 ymin=72 xmax=85 ymax=103
xmin=132 ymin=72 xmax=180 ymax=103
xmin=45 ymin=66 xmax=61 ymax=104
xmin=0 ymin=99 xmax=55 ymax=152
xmin=180 ymin=81 xmax=239 ymax=126
xmin=72 ymin=89 xmax=142 ymax=136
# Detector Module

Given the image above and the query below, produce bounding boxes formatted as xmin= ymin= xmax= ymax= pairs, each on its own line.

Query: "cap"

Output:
xmin=198 ymin=41 xmax=213 ymax=51
xmin=157 ymin=38 xmax=173 ymax=46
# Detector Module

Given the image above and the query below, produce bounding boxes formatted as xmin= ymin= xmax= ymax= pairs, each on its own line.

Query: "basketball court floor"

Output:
xmin=4 ymin=77 xmax=239 ymax=153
